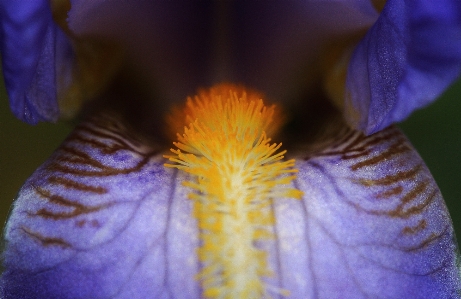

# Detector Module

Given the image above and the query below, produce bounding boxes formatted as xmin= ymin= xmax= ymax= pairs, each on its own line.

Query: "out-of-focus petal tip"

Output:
xmin=345 ymin=0 xmax=461 ymax=135
xmin=0 ymin=0 xmax=71 ymax=124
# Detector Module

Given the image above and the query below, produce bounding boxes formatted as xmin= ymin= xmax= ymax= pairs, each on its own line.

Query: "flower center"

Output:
xmin=164 ymin=83 xmax=302 ymax=298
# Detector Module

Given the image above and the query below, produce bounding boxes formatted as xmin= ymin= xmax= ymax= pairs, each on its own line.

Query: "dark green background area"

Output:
xmin=0 ymin=84 xmax=73 ymax=228
xmin=399 ymin=79 xmax=461 ymax=240
xmin=0 ymin=79 xmax=460 ymax=241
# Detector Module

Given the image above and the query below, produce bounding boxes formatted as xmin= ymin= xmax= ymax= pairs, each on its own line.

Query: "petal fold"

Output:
xmin=0 ymin=0 xmax=73 ymax=124
xmin=345 ymin=0 xmax=461 ymax=134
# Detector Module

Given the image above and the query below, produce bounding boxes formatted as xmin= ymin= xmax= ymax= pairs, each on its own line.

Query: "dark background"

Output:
xmin=1 ymin=79 xmax=460 ymax=241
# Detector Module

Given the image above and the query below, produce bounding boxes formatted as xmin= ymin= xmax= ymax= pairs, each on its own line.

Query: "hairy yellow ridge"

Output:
xmin=164 ymin=84 xmax=302 ymax=298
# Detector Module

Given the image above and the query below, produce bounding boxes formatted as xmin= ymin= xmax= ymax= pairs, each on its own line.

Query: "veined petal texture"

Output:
xmin=346 ymin=0 xmax=461 ymax=134
xmin=1 ymin=113 xmax=459 ymax=298
xmin=1 ymin=113 xmax=201 ymax=298
xmin=280 ymin=125 xmax=460 ymax=298
xmin=0 ymin=0 xmax=73 ymax=124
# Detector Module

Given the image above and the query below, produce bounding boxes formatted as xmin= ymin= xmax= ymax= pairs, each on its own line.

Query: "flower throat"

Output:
xmin=164 ymin=84 xmax=302 ymax=298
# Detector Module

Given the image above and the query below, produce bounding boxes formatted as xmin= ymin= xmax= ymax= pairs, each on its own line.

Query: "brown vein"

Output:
xmin=21 ymin=227 xmax=72 ymax=248
xmin=355 ymin=164 xmax=422 ymax=186
xmin=74 ymin=124 xmax=142 ymax=154
xmin=77 ymin=116 xmax=142 ymax=147
xmin=45 ymin=114 xmax=158 ymax=178
xmin=328 ymin=128 xmax=356 ymax=149
xmin=358 ymin=182 xmax=435 ymax=219
xmin=48 ymin=154 xmax=152 ymax=177
xmin=402 ymin=219 xmax=427 ymax=235
xmin=375 ymin=186 xmax=404 ymax=199
xmin=48 ymin=176 xmax=107 ymax=194
xmin=58 ymin=146 xmax=110 ymax=169
xmin=402 ymin=225 xmax=449 ymax=252
xmin=30 ymin=186 xmax=110 ymax=220
xmin=341 ymin=150 xmax=371 ymax=160
xmin=306 ymin=127 xmax=402 ymax=161
xmin=353 ymin=128 xmax=401 ymax=150
xmin=340 ymin=130 xmax=365 ymax=149
xmin=391 ymin=188 xmax=437 ymax=219
xmin=69 ymin=133 xmax=112 ymax=150
xmin=350 ymin=141 xmax=412 ymax=171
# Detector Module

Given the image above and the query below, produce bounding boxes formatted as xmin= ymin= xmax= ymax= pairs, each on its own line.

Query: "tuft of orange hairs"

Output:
xmin=165 ymin=83 xmax=302 ymax=298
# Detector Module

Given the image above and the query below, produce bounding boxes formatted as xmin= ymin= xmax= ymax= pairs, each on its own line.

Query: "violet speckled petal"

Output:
xmin=0 ymin=1 xmax=72 ymax=124
xmin=277 ymin=126 xmax=461 ymax=298
xmin=1 ymin=113 xmax=459 ymax=298
xmin=345 ymin=0 xmax=461 ymax=134
xmin=1 ymin=112 xmax=201 ymax=298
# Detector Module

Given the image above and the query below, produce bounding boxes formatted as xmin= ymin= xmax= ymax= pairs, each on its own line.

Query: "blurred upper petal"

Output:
xmin=345 ymin=0 xmax=461 ymax=134
xmin=67 ymin=0 xmax=216 ymax=103
xmin=0 ymin=0 xmax=73 ymax=124
xmin=66 ymin=1 xmax=378 ymax=103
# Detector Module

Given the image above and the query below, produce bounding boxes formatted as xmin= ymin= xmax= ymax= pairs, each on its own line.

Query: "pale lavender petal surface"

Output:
xmin=1 ymin=113 xmax=459 ymax=298
xmin=276 ymin=126 xmax=460 ymax=298
xmin=1 ymin=113 xmax=201 ymax=298
xmin=0 ymin=1 xmax=73 ymax=124
xmin=346 ymin=0 xmax=461 ymax=134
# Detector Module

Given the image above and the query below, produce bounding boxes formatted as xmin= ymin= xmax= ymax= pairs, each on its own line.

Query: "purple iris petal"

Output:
xmin=346 ymin=0 xmax=461 ymax=134
xmin=1 ymin=113 xmax=201 ymax=298
xmin=277 ymin=125 xmax=460 ymax=297
xmin=0 ymin=0 xmax=73 ymax=124
xmin=2 ymin=113 xmax=459 ymax=298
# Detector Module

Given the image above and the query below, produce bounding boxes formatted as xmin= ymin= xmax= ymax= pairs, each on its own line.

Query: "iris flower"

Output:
xmin=1 ymin=1 xmax=461 ymax=298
